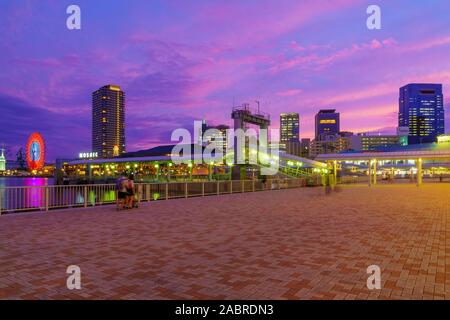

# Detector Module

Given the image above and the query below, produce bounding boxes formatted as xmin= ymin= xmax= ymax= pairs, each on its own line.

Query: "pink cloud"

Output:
xmin=277 ymin=89 xmax=303 ymax=97
xmin=270 ymin=38 xmax=398 ymax=73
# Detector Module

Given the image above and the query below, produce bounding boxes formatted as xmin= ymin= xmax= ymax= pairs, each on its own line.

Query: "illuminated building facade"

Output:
xmin=0 ymin=147 xmax=6 ymax=172
xmin=300 ymin=138 xmax=311 ymax=158
xmin=399 ymin=83 xmax=445 ymax=144
xmin=315 ymin=109 xmax=340 ymax=140
xmin=280 ymin=113 xmax=300 ymax=150
xmin=203 ymin=124 xmax=230 ymax=158
xmin=310 ymin=134 xmax=349 ymax=157
xmin=350 ymin=133 xmax=400 ymax=151
xmin=397 ymin=126 xmax=409 ymax=146
xmin=437 ymin=134 xmax=450 ymax=144
xmin=92 ymin=85 xmax=126 ymax=159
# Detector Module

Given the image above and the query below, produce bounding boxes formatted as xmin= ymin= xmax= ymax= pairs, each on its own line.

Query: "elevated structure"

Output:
xmin=232 ymin=103 xmax=271 ymax=130
xmin=231 ymin=103 xmax=271 ymax=179
xmin=316 ymin=147 xmax=450 ymax=186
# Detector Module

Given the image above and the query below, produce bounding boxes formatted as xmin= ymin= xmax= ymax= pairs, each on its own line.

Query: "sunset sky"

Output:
xmin=1 ymin=0 xmax=450 ymax=160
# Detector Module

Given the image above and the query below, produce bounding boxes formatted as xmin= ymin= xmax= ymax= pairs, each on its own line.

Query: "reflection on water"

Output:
xmin=0 ymin=178 xmax=116 ymax=212
xmin=0 ymin=177 xmax=54 ymax=188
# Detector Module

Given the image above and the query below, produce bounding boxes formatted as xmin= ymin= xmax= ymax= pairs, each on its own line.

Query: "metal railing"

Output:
xmin=0 ymin=177 xmax=323 ymax=215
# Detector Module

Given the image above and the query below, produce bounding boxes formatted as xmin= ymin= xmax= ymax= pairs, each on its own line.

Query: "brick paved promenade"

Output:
xmin=0 ymin=184 xmax=449 ymax=300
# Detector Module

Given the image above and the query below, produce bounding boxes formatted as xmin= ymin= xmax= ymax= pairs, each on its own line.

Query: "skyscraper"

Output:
xmin=315 ymin=109 xmax=340 ymax=140
xmin=280 ymin=113 xmax=300 ymax=149
xmin=92 ymin=85 xmax=126 ymax=158
xmin=399 ymin=83 xmax=445 ymax=144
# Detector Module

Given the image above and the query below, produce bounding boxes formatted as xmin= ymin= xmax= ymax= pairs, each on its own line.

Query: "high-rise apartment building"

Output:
xmin=92 ymin=85 xmax=126 ymax=158
xmin=399 ymin=83 xmax=445 ymax=144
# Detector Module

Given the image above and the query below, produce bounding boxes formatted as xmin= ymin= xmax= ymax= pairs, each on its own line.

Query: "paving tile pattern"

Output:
xmin=0 ymin=184 xmax=449 ymax=300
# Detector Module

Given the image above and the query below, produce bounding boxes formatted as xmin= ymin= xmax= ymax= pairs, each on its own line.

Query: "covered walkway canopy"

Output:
xmin=316 ymin=147 xmax=450 ymax=186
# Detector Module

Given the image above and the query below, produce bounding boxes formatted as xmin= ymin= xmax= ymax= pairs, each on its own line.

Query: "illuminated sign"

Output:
xmin=79 ymin=152 xmax=98 ymax=159
xmin=26 ymin=133 xmax=46 ymax=170
xmin=319 ymin=119 xmax=336 ymax=124
xmin=437 ymin=135 xmax=450 ymax=144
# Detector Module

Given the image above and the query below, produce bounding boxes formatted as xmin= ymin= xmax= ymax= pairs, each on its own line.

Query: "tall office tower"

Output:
xmin=315 ymin=109 xmax=340 ymax=140
xmin=280 ymin=113 xmax=300 ymax=150
xmin=92 ymin=85 xmax=126 ymax=158
xmin=399 ymin=83 xmax=445 ymax=144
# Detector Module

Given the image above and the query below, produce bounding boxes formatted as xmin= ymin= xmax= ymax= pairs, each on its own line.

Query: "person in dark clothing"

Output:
xmin=127 ymin=174 xmax=136 ymax=209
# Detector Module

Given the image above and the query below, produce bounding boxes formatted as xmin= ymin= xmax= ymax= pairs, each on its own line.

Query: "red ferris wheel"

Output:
xmin=26 ymin=132 xmax=46 ymax=171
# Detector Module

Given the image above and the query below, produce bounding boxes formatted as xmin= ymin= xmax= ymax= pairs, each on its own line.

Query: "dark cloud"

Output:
xmin=126 ymin=72 xmax=195 ymax=105
xmin=127 ymin=112 xmax=201 ymax=150
xmin=0 ymin=93 xmax=90 ymax=161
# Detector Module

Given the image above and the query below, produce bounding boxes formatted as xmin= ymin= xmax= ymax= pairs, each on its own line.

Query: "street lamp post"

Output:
xmin=168 ymin=162 xmax=173 ymax=182
xmin=188 ymin=162 xmax=193 ymax=181
xmin=155 ymin=163 xmax=160 ymax=181
xmin=209 ymin=161 xmax=214 ymax=181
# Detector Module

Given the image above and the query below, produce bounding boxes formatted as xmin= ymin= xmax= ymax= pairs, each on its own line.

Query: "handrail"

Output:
xmin=0 ymin=178 xmax=321 ymax=215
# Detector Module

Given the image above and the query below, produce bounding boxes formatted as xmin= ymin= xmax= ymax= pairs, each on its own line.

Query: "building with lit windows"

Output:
xmin=300 ymin=138 xmax=311 ymax=158
xmin=280 ymin=113 xmax=300 ymax=150
xmin=399 ymin=83 xmax=445 ymax=144
xmin=92 ymin=85 xmax=126 ymax=158
xmin=350 ymin=133 xmax=400 ymax=151
xmin=437 ymin=134 xmax=450 ymax=144
xmin=315 ymin=109 xmax=340 ymax=140
xmin=310 ymin=134 xmax=350 ymax=157
xmin=203 ymin=124 xmax=230 ymax=157
xmin=0 ymin=148 xmax=6 ymax=172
